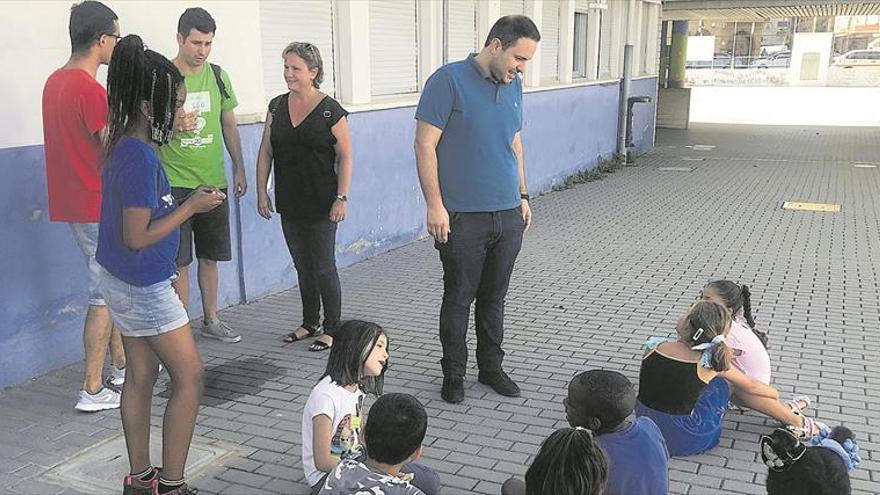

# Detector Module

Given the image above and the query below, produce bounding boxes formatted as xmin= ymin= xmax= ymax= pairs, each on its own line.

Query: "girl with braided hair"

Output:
xmin=96 ymin=34 xmax=224 ymax=495
xmin=634 ymin=301 xmax=826 ymax=456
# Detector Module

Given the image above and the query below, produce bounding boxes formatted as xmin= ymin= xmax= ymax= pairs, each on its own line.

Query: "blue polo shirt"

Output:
xmin=415 ymin=55 xmax=523 ymax=212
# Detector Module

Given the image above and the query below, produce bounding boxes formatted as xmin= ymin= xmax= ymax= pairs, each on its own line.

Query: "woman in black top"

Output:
xmin=256 ymin=42 xmax=352 ymax=351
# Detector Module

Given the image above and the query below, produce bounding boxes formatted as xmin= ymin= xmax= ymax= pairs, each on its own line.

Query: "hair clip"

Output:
xmin=692 ymin=327 xmax=705 ymax=341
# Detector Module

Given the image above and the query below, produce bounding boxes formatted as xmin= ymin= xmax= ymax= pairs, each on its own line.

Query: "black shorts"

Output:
xmin=171 ymin=187 xmax=232 ymax=266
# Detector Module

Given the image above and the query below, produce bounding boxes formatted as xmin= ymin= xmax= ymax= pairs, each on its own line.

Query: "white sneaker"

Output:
xmin=106 ymin=364 xmax=164 ymax=388
xmin=75 ymin=387 xmax=121 ymax=412
xmin=108 ymin=365 xmax=126 ymax=387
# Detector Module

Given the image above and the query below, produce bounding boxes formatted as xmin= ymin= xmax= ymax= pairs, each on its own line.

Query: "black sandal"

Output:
xmin=309 ymin=338 xmax=332 ymax=352
xmin=282 ymin=325 xmax=321 ymax=343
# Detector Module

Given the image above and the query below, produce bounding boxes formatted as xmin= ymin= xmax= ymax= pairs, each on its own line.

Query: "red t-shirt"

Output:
xmin=42 ymin=68 xmax=108 ymax=222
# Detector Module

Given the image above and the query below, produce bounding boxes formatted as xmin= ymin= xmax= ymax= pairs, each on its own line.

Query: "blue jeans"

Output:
xmin=436 ymin=208 xmax=524 ymax=377
xmin=281 ymin=216 xmax=342 ymax=335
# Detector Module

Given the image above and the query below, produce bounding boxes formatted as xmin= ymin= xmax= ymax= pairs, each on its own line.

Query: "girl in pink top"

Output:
xmin=702 ymin=281 xmax=810 ymax=413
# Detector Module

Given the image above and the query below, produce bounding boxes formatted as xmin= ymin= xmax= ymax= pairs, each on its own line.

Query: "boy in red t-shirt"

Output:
xmin=42 ymin=0 xmax=125 ymax=412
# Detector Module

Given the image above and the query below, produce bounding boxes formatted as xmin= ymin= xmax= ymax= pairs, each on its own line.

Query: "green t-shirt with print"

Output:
xmin=158 ymin=64 xmax=238 ymax=189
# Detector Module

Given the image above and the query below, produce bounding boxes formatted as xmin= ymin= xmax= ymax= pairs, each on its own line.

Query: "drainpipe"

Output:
xmin=616 ymin=0 xmax=636 ymax=159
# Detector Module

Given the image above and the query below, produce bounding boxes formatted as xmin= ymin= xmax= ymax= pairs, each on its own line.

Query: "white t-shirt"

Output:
xmin=302 ymin=376 xmax=365 ymax=486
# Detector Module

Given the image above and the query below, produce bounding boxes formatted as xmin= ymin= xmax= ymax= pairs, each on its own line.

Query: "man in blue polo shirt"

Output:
xmin=415 ymin=15 xmax=540 ymax=404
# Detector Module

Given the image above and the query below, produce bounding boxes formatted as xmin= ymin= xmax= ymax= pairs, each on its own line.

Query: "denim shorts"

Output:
xmin=99 ymin=268 xmax=190 ymax=338
xmin=68 ymin=222 xmax=105 ymax=306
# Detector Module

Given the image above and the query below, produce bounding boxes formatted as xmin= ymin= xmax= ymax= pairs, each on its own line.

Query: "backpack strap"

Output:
xmin=210 ymin=63 xmax=230 ymax=100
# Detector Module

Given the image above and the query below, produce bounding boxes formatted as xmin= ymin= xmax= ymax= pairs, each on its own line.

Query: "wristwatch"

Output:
xmin=335 ymin=194 xmax=348 ymax=202
xmin=520 ymin=193 xmax=530 ymax=201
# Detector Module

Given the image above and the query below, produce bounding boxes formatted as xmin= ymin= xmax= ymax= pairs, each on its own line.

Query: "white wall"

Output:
xmin=0 ymin=0 xmax=264 ymax=149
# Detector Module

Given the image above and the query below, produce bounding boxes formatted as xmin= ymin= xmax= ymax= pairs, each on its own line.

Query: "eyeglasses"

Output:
xmin=103 ymin=32 xmax=122 ymax=42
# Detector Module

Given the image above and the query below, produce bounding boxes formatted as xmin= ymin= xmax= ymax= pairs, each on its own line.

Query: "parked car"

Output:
xmin=750 ymin=51 xmax=791 ymax=68
xmin=833 ymin=49 xmax=880 ymax=67
xmin=686 ymin=53 xmax=733 ymax=69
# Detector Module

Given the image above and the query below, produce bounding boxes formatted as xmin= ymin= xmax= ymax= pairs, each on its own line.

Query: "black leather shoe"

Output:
xmin=441 ymin=375 xmax=465 ymax=403
xmin=478 ymin=369 xmax=521 ymax=397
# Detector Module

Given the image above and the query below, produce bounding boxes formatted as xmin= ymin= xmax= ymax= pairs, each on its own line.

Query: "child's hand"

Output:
xmin=186 ymin=186 xmax=224 ymax=213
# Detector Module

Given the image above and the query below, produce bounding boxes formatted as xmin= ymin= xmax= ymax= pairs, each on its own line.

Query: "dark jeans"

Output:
xmin=281 ymin=216 xmax=341 ymax=335
xmin=436 ymin=208 xmax=524 ymax=377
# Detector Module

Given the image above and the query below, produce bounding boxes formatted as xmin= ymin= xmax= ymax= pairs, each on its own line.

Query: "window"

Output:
xmin=444 ymin=0 xmax=478 ymax=63
xmin=499 ymin=0 xmax=525 ymax=17
xmin=572 ymin=12 xmax=588 ymax=79
xmin=259 ymin=1 xmax=336 ymax=103
xmin=541 ymin=0 xmax=560 ymax=82
xmin=597 ymin=9 xmax=612 ymax=79
xmin=370 ymin=0 xmax=419 ymax=97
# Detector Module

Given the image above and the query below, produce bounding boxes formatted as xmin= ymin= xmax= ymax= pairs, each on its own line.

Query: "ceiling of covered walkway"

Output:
xmin=662 ymin=0 xmax=880 ymax=20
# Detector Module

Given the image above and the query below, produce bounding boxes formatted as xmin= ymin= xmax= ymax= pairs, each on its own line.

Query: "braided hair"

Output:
xmin=704 ymin=280 xmax=767 ymax=347
xmin=524 ymin=427 xmax=608 ymax=495
xmin=106 ymin=34 xmax=183 ymax=151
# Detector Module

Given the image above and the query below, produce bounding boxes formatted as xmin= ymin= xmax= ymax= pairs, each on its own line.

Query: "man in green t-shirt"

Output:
xmin=158 ymin=7 xmax=246 ymax=344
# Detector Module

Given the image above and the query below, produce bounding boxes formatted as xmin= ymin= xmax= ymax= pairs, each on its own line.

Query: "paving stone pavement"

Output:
xmin=2 ymin=123 xmax=879 ymax=495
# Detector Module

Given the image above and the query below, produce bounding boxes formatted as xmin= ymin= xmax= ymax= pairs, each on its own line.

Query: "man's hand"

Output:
xmin=520 ymin=199 xmax=532 ymax=233
xmin=174 ymin=109 xmax=199 ymax=132
xmin=427 ymin=204 xmax=450 ymax=243
xmin=329 ymin=199 xmax=347 ymax=223
xmin=257 ymin=192 xmax=274 ymax=220
xmin=233 ymin=168 xmax=247 ymax=198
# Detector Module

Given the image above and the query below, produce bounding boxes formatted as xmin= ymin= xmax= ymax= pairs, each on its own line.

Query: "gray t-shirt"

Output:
xmin=320 ymin=459 xmax=424 ymax=495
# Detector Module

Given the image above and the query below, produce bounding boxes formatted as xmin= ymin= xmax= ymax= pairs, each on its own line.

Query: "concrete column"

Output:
xmin=418 ymin=0 xmax=444 ymax=90
xmin=335 ymin=0 xmax=371 ymax=104
xmin=659 ymin=21 xmax=669 ymax=87
xmin=524 ymin=0 xmax=543 ymax=87
xmin=477 ymin=0 xmax=501 ymax=48
xmin=668 ymin=20 xmax=688 ymax=89
xmin=558 ymin=0 xmax=575 ymax=84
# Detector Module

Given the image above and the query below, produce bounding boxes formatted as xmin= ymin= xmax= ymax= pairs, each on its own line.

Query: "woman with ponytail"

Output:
xmin=635 ymin=301 xmax=826 ymax=456
xmin=96 ymin=34 xmax=223 ymax=495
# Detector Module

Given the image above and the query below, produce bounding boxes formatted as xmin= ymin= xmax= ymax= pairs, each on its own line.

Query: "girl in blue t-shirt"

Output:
xmin=98 ymin=35 xmax=224 ymax=495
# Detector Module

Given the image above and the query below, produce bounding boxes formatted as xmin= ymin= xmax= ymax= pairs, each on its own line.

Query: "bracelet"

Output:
xmin=335 ymin=194 xmax=348 ymax=202
xmin=520 ymin=193 xmax=530 ymax=201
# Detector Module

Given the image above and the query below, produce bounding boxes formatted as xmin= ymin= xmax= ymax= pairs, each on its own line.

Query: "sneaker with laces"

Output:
xmin=123 ymin=468 xmax=159 ymax=495
xmin=75 ymin=387 xmax=121 ymax=412
xmin=108 ymin=365 xmax=126 ymax=387
xmin=107 ymin=364 xmax=164 ymax=388
xmin=201 ymin=318 xmax=241 ymax=343
xmin=160 ymin=483 xmax=198 ymax=494
xmin=478 ymin=369 xmax=521 ymax=397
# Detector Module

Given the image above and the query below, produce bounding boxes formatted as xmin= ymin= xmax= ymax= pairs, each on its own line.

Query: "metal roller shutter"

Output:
xmin=541 ymin=0 xmax=560 ymax=82
xmin=499 ymin=0 xmax=525 ymax=17
xmin=259 ymin=1 xmax=336 ymax=103
xmin=445 ymin=0 xmax=478 ymax=62
xmin=370 ymin=0 xmax=420 ymax=96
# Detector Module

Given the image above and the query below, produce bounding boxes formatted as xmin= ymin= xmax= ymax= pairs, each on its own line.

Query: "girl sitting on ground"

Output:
xmin=501 ymin=427 xmax=608 ymax=495
xmin=301 ymin=320 xmax=440 ymax=495
xmin=635 ymin=301 xmax=825 ymax=456
xmin=701 ymin=280 xmax=813 ymax=416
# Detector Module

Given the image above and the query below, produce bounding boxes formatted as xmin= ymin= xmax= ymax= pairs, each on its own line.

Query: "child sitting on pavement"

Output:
xmin=501 ymin=427 xmax=608 ymax=495
xmin=564 ymin=370 xmax=669 ymax=495
xmin=302 ymin=320 xmax=440 ymax=495
xmin=319 ymin=393 xmax=439 ymax=494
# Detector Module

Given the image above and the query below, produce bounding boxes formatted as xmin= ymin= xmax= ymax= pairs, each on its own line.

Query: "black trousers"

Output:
xmin=281 ymin=216 xmax=341 ymax=335
xmin=436 ymin=208 xmax=524 ymax=377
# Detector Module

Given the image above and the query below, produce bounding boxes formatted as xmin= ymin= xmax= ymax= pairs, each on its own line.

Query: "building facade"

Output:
xmin=0 ymin=0 xmax=660 ymax=387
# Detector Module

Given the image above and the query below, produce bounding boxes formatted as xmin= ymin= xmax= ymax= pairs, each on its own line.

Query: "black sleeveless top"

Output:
xmin=269 ymin=93 xmax=348 ymax=220
xmin=637 ymin=350 xmax=709 ymax=414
